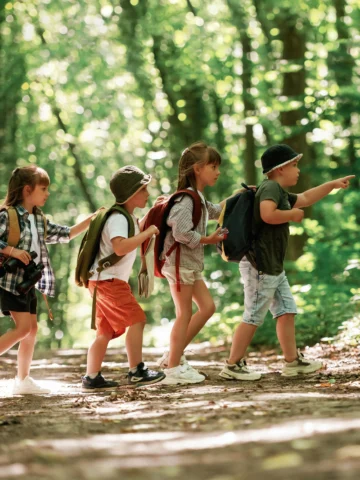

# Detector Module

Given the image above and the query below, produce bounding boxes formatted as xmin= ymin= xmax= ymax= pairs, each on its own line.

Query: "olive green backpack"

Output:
xmin=75 ymin=204 xmax=135 ymax=328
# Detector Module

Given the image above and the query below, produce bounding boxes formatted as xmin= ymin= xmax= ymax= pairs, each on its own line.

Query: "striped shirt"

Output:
xmin=162 ymin=189 xmax=222 ymax=272
xmin=0 ymin=205 xmax=70 ymax=297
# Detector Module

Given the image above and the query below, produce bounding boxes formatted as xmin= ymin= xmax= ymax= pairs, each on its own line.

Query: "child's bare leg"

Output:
xmin=17 ymin=314 xmax=38 ymax=379
xmin=185 ymin=280 xmax=215 ymax=347
xmin=168 ymin=284 xmax=194 ymax=368
xmin=0 ymin=312 xmax=32 ymax=356
xmin=276 ymin=313 xmax=297 ymax=362
xmin=228 ymin=322 xmax=258 ymax=364
xmin=86 ymin=333 xmax=112 ymax=374
xmin=126 ymin=321 xmax=145 ymax=369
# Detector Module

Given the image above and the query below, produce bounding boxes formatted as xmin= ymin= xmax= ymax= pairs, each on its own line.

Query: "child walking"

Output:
xmin=220 ymin=144 xmax=354 ymax=381
xmin=81 ymin=166 xmax=165 ymax=390
xmin=159 ymin=142 xmax=228 ymax=385
xmin=0 ymin=165 xmax=97 ymax=394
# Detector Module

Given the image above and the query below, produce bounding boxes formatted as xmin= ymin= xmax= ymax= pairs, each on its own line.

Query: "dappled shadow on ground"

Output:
xmin=0 ymin=344 xmax=359 ymax=479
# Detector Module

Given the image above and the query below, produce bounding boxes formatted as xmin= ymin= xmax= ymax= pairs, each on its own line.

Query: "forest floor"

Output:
xmin=0 ymin=343 xmax=360 ymax=480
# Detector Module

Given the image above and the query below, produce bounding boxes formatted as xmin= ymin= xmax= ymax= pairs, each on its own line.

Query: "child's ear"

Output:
xmin=193 ymin=164 xmax=201 ymax=175
xmin=22 ymin=185 xmax=32 ymax=197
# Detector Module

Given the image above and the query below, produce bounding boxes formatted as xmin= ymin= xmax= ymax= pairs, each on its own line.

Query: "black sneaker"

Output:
xmin=81 ymin=372 xmax=118 ymax=391
xmin=127 ymin=362 xmax=165 ymax=387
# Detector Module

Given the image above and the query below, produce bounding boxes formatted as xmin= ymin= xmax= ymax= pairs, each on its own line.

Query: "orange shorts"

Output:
xmin=88 ymin=279 xmax=146 ymax=339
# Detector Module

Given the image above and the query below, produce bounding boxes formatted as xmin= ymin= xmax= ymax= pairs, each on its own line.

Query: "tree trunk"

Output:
xmin=278 ymin=15 xmax=309 ymax=260
xmin=0 ymin=9 xmax=25 ymax=182
xmin=332 ymin=0 xmax=357 ymax=183
xmin=227 ymin=0 xmax=257 ymax=185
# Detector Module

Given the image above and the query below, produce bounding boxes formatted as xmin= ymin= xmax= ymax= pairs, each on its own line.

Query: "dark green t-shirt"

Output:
xmin=247 ymin=179 xmax=298 ymax=275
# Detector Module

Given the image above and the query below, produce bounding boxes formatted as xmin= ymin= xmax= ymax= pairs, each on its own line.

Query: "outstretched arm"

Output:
xmin=69 ymin=208 xmax=105 ymax=240
xmin=294 ymin=176 xmax=355 ymax=209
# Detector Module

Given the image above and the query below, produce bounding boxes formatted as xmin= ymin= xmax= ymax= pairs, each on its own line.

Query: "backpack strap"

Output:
xmin=90 ymin=205 xmax=135 ymax=330
xmin=166 ymin=189 xmax=203 ymax=292
xmin=0 ymin=206 xmax=21 ymax=247
xmin=96 ymin=206 xmax=135 ymax=273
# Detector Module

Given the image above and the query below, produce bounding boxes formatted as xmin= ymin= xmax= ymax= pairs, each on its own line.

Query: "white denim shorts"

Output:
xmin=161 ymin=265 xmax=203 ymax=285
xmin=239 ymin=259 xmax=297 ymax=327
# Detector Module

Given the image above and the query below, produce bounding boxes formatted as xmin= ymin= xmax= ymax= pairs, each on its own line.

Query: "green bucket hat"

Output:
xmin=110 ymin=166 xmax=151 ymax=204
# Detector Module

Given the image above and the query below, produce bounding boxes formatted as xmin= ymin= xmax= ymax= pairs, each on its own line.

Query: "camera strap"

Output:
xmin=41 ymin=293 xmax=54 ymax=321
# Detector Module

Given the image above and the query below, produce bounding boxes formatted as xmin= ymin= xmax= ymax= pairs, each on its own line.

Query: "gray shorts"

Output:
xmin=239 ymin=259 xmax=297 ymax=327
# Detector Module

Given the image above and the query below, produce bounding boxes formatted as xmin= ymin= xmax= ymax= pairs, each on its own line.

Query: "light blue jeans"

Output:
xmin=239 ymin=259 xmax=297 ymax=327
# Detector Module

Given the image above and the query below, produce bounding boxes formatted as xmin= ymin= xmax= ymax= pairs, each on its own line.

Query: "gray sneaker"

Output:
xmin=219 ymin=359 xmax=261 ymax=381
xmin=282 ymin=351 xmax=323 ymax=377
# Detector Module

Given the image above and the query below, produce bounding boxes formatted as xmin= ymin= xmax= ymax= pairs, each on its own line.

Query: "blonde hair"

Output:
xmin=177 ymin=141 xmax=221 ymax=191
xmin=2 ymin=165 xmax=50 ymax=207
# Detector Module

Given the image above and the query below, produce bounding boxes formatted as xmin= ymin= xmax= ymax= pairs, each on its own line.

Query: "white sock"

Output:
xmin=87 ymin=372 xmax=98 ymax=379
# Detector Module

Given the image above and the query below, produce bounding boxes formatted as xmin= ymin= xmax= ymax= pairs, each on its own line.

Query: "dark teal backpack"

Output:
xmin=217 ymin=184 xmax=257 ymax=262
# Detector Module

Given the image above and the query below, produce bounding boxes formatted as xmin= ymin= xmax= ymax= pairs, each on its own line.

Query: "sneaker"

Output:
xmin=219 ymin=359 xmax=261 ymax=381
xmin=13 ymin=376 xmax=51 ymax=395
xmin=161 ymin=364 xmax=205 ymax=385
xmin=157 ymin=351 xmax=187 ymax=369
xmin=182 ymin=358 xmax=206 ymax=378
xmin=282 ymin=350 xmax=323 ymax=377
xmin=81 ymin=372 xmax=118 ymax=391
xmin=127 ymin=362 xmax=165 ymax=387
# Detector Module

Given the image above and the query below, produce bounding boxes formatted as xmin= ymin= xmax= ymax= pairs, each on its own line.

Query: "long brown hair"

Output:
xmin=2 ymin=165 xmax=50 ymax=207
xmin=177 ymin=141 xmax=222 ymax=191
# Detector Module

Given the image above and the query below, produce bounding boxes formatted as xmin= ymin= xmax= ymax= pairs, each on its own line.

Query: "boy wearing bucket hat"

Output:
xmin=220 ymin=144 xmax=354 ymax=381
xmin=82 ymin=166 xmax=165 ymax=389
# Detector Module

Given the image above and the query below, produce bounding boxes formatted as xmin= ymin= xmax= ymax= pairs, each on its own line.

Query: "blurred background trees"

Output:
xmin=1 ymin=0 xmax=359 ymax=349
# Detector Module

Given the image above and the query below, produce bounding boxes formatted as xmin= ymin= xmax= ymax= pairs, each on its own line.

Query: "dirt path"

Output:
xmin=1 ymin=344 xmax=360 ymax=480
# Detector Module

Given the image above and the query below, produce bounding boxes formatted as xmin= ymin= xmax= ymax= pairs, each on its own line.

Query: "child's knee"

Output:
xmin=175 ymin=305 xmax=193 ymax=319
xmin=201 ymin=301 xmax=216 ymax=319
xmin=129 ymin=321 xmax=145 ymax=332
xmin=16 ymin=324 xmax=33 ymax=340
xmin=96 ymin=333 xmax=113 ymax=343
xmin=28 ymin=322 xmax=38 ymax=337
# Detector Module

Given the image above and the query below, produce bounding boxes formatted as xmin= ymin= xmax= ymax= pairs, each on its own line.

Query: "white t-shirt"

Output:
xmin=89 ymin=212 xmax=139 ymax=282
xmin=28 ymin=214 xmax=41 ymax=264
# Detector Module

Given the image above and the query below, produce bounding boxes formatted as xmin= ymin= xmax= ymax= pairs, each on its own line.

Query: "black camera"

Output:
xmin=1 ymin=251 xmax=45 ymax=294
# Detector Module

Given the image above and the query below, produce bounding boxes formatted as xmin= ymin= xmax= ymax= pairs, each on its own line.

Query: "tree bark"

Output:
xmin=0 ymin=9 xmax=25 ymax=181
xmin=227 ymin=0 xmax=257 ymax=185
xmin=278 ymin=14 xmax=309 ymax=260
xmin=332 ymin=0 xmax=357 ymax=180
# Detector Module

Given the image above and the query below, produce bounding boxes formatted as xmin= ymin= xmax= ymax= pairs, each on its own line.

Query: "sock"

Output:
xmin=129 ymin=366 xmax=138 ymax=373
xmin=87 ymin=372 xmax=98 ymax=379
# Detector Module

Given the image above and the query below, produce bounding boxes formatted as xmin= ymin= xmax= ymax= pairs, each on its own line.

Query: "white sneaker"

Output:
xmin=157 ymin=351 xmax=186 ymax=369
xmin=161 ymin=364 xmax=205 ymax=385
xmin=13 ymin=376 xmax=51 ymax=395
xmin=282 ymin=350 xmax=323 ymax=377
xmin=182 ymin=359 xmax=205 ymax=379
xmin=157 ymin=352 xmax=205 ymax=379
xmin=219 ymin=359 xmax=261 ymax=381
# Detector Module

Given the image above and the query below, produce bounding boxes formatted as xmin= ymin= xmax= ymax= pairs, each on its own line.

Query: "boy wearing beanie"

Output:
xmin=220 ymin=144 xmax=354 ymax=381
xmin=82 ymin=166 xmax=165 ymax=389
